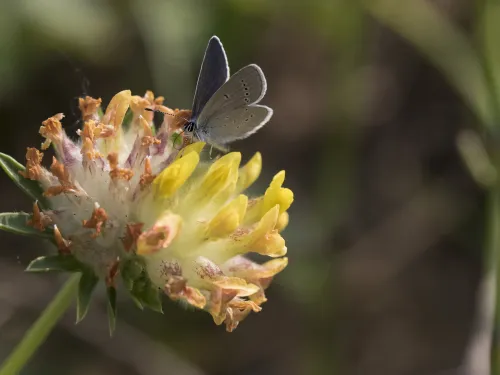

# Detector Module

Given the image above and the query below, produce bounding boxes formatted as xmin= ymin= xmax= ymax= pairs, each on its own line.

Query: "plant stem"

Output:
xmin=0 ymin=273 xmax=80 ymax=375
xmin=490 ymin=182 xmax=500 ymax=374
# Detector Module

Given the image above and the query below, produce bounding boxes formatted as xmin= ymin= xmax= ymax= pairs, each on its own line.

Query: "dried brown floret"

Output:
xmin=82 ymin=206 xmax=108 ymax=237
xmin=20 ymin=148 xmax=44 ymax=180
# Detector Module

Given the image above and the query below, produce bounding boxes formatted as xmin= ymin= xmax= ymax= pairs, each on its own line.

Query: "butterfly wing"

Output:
xmin=198 ymin=105 xmax=272 ymax=144
xmin=191 ymin=36 xmax=229 ymax=119
xmin=197 ymin=64 xmax=267 ymax=126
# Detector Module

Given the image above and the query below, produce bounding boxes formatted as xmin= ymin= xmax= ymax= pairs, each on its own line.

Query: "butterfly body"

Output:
xmin=184 ymin=36 xmax=272 ymax=149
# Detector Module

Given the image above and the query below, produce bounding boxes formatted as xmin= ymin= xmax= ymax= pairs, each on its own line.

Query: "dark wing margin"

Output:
xmin=191 ymin=36 xmax=229 ymax=119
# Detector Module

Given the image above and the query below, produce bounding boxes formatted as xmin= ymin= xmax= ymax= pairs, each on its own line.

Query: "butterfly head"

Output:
xmin=184 ymin=120 xmax=197 ymax=133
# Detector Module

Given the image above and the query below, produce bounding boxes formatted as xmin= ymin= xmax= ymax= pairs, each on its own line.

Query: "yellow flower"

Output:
xmin=1 ymin=90 xmax=293 ymax=332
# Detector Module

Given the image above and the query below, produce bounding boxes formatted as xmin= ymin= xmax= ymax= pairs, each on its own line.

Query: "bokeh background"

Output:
xmin=0 ymin=0 xmax=496 ymax=374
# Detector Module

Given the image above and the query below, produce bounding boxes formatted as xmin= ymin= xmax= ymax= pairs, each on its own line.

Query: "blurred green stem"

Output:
xmin=363 ymin=0 xmax=494 ymax=128
xmin=0 ymin=274 xmax=80 ymax=375
xmin=488 ymin=181 xmax=500 ymax=374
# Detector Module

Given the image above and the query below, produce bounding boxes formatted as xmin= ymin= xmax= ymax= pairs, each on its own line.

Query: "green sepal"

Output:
xmin=26 ymin=254 xmax=84 ymax=273
xmin=107 ymin=286 xmax=117 ymax=336
xmin=130 ymin=276 xmax=163 ymax=313
xmin=122 ymin=275 xmax=134 ymax=291
xmin=121 ymin=258 xmax=144 ymax=284
xmin=139 ymin=282 xmax=163 ymax=313
xmin=120 ymin=258 xmax=141 ymax=292
xmin=121 ymin=257 xmax=163 ymax=313
xmin=129 ymin=295 xmax=144 ymax=310
xmin=76 ymin=268 xmax=99 ymax=323
xmin=0 ymin=153 xmax=50 ymax=209
xmin=0 ymin=212 xmax=53 ymax=239
xmin=171 ymin=133 xmax=183 ymax=149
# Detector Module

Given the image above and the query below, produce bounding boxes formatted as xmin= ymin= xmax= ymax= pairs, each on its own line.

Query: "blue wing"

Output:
xmin=191 ymin=36 xmax=229 ymax=119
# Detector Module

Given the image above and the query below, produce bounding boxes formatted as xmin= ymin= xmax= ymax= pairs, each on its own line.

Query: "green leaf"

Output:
xmin=107 ymin=286 xmax=117 ymax=336
xmin=0 ymin=212 xmax=53 ymax=239
xmin=0 ymin=153 xmax=50 ymax=208
xmin=76 ymin=269 xmax=99 ymax=323
xmin=26 ymin=254 xmax=84 ymax=273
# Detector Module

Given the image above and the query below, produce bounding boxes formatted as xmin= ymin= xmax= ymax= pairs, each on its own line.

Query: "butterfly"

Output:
xmin=181 ymin=36 xmax=273 ymax=151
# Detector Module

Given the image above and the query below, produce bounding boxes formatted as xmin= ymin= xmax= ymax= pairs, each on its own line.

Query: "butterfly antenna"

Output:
xmin=144 ymin=107 xmax=190 ymax=123
xmin=145 ymin=108 xmax=192 ymax=150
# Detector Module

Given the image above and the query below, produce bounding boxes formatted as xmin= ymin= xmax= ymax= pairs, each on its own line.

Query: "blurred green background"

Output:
xmin=0 ymin=0 xmax=495 ymax=374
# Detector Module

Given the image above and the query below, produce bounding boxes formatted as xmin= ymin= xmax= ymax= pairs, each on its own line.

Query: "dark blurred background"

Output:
xmin=0 ymin=0 xmax=492 ymax=374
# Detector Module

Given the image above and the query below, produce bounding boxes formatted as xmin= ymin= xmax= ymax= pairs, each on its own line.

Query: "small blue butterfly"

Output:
xmin=184 ymin=36 xmax=273 ymax=150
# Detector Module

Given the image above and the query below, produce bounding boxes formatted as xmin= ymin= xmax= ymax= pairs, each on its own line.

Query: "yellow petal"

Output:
xmin=260 ymin=257 xmax=289 ymax=277
xmin=252 ymin=204 xmax=280 ymax=238
xmin=276 ymin=212 xmax=289 ymax=232
xmin=231 ymin=205 xmax=285 ymax=257
xmin=139 ymin=115 xmax=154 ymax=136
xmin=206 ymin=195 xmax=248 ymax=238
xmin=211 ymin=277 xmax=260 ymax=296
xmin=243 ymin=197 xmax=264 ymax=225
xmin=103 ymin=90 xmax=131 ymax=130
xmin=198 ymin=152 xmax=241 ymax=201
xmin=236 ymin=152 xmax=261 ymax=192
xmin=165 ymin=276 xmax=207 ymax=309
xmin=226 ymin=256 xmax=289 ymax=280
xmin=183 ymin=286 xmax=207 ymax=309
xmin=175 ymin=142 xmax=206 ymax=160
xmin=253 ymin=231 xmax=287 ymax=257
xmin=153 ymin=151 xmax=199 ymax=198
xmin=262 ymin=171 xmax=294 ymax=214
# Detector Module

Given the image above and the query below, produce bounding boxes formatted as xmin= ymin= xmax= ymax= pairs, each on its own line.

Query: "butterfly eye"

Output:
xmin=184 ymin=122 xmax=196 ymax=132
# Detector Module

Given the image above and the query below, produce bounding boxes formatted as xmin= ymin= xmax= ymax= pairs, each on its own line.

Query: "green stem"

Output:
xmin=0 ymin=273 xmax=80 ymax=375
xmin=488 ymin=182 xmax=500 ymax=374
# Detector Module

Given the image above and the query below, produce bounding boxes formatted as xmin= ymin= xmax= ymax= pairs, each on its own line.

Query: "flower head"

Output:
xmin=0 ymin=90 xmax=293 ymax=333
